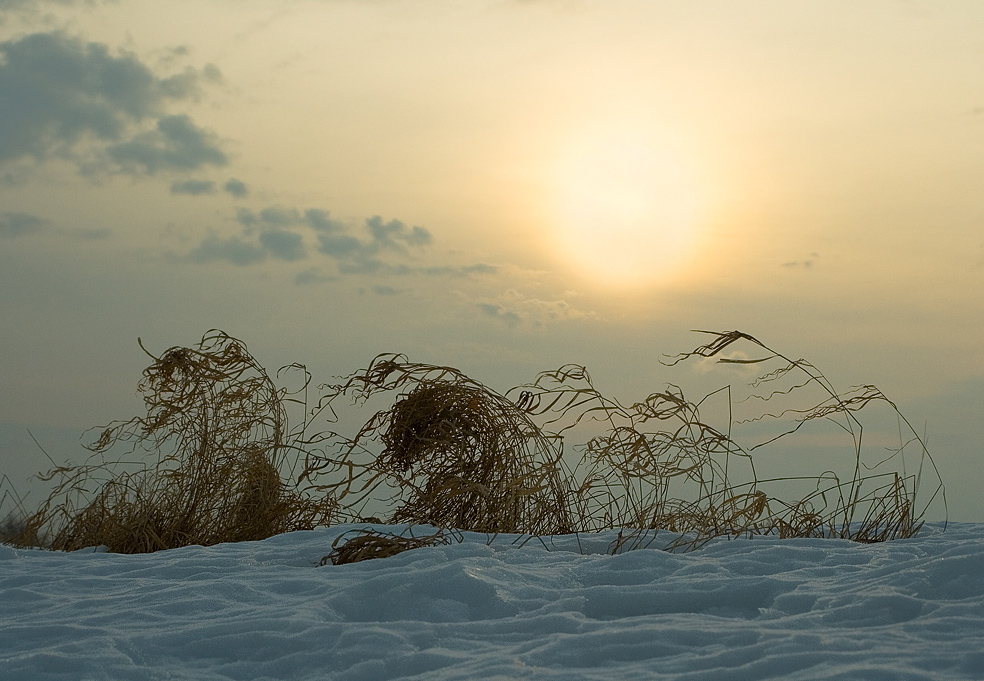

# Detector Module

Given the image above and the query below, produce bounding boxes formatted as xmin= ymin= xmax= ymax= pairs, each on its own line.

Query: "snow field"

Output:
xmin=1 ymin=522 xmax=982 ymax=680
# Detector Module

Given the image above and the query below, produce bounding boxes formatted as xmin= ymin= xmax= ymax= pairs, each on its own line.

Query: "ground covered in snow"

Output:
xmin=1 ymin=522 xmax=982 ymax=680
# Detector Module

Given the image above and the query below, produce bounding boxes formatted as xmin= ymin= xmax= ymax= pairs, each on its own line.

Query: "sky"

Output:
xmin=0 ymin=0 xmax=981 ymax=521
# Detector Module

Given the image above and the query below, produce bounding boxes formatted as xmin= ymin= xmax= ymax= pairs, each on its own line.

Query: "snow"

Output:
xmin=2 ymin=522 xmax=982 ymax=681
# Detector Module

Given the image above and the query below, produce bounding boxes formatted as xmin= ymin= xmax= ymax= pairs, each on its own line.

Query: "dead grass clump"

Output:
xmin=321 ymin=527 xmax=450 ymax=565
xmin=300 ymin=355 xmax=573 ymax=536
xmin=16 ymin=331 xmax=336 ymax=553
xmin=6 ymin=328 xmax=943 ymax=557
xmin=510 ymin=330 xmax=944 ymax=551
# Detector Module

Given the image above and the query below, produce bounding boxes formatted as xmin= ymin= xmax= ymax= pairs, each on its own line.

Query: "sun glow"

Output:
xmin=547 ymin=128 xmax=704 ymax=289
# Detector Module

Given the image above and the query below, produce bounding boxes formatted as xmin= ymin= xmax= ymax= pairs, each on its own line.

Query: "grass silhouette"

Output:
xmin=2 ymin=329 xmax=944 ymax=557
xmin=10 ymin=331 xmax=335 ymax=553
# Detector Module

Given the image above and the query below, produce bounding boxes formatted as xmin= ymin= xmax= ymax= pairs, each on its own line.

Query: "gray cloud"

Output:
xmin=170 ymin=179 xmax=216 ymax=195
xmin=235 ymin=206 xmax=345 ymax=232
xmin=479 ymin=303 xmax=521 ymax=328
xmin=0 ymin=31 xmax=224 ymax=175
xmin=187 ymin=235 xmax=265 ymax=266
xmin=0 ymin=211 xmax=47 ymax=237
xmin=366 ymin=215 xmax=432 ymax=251
xmin=422 ymin=263 xmax=498 ymax=277
xmin=258 ymin=230 xmax=305 ymax=261
xmin=316 ymin=232 xmax=362 ymax=258
xmin=294 ymin=268 xmax=336 ymax=285
xmin=223 ymin=178 xmax=248 ymax=198
xmin=0 ymin=0 xmax=104 ymax=11
xmin=304 ymin=208 xmax=346 ymax=232
xmin=184 ymin=204 xmax=495 ymax=282
xmin=105 ymin=115 xmax=226 ymax=175
xmin=372 ymin=284 xmax=400 ymax=296
xmin=229 ymin=206 xmax=432 ymax=271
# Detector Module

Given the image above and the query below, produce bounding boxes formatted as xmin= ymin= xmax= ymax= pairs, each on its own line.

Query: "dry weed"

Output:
xmin=14 ymin=331 xmax=336 ymax=553
xmin=299 ymin=355 xmax=574 ymax=536
xmin=321 ymin=527 xmax=451 ymax=565
xmin=3 ymin=329 xmax=944 ymax=557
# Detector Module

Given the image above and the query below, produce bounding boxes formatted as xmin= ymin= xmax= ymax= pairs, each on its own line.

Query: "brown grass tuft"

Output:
xmin=321 ymin=527 xmax=450 ymax=565
xmin=12 ymin=331 xmax=336 ymax=553
xmin=3 ymin=328 xmax=944 ymax=557
xmin=299 ymin=354 xmax=574 ymax=536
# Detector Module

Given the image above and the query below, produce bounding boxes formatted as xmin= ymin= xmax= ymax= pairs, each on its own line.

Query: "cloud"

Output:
xmin=0 ymin=211 xmax=47 ymax=237
xmin=170 ymin=179 xmax=215 ymax=195
xmin=479 ymin=303 xmax=521 ymax=328
xmin=303 ymin=208 xmax=344 ymax=232
xmin=0 ymin=31 xmax=223 ymax=175
xmin=315 ymin=232 xmax=362 ymax=258
xmin=0 ymin=0 xmax=105 ymax=12
xmin=223 ymin=178 xmax=248 ymax=198
xmin=366 ymin=215 xmax=432 ymax=251
xmin=227 ymin=206 xmax=433 ymax=272
xmin=187 ymin=235 xmax=265 ymax=266
xmin=182 ymin=204 xmax=497 ymax=284
xmin=294 ymin=268 xmax=336 ymax=286
xmin=105 ymin=114 xmax=226 ymax=174
xmin=782 ymin=252 xmax=820 ymax=269
xmin=477 ymin=289 xmax=591 ymax=329
xmin=422 ymin=263 xmax=498 ymax=277
xmin=258 ymin=230 xmax=305 ymax=261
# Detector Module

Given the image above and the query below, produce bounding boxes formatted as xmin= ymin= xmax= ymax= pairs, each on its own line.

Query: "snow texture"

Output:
xmin=1 ymin=522 xmax=982 ymax=680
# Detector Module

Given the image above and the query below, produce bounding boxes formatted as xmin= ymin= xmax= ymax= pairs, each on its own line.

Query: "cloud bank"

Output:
xmin=181 ymin=204 xmax=497 ymax=293
xmin=0 ymin=31 xmax=224 ymax=176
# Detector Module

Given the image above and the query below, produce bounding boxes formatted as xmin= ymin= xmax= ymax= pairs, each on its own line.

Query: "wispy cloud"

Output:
xmin=479 ymin=303 xmax=521 ymax=327
xmin=0 ymin=31 xmax=224 ymax=176
xmin=782 ymin=252 xmax=820 ymax=269
xmin=170 ymin=179 xmax=216 ymax=196
xmin=182 ymin=204 xmax=498 ymax=286
xmin=0 ymin=210 xmax=110 ymax=240
xmin=0 ymin=211 xmax=47 ymax=237
xmin=477 ymin=289 xmax=591 ymax=329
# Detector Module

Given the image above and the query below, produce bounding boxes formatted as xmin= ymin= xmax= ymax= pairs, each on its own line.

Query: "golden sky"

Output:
xmin=1 ymin=0 xmax=982 ymax=520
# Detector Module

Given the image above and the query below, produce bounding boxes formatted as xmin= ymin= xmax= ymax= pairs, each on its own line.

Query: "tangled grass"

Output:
xmin=2 ymin=329 xmax=945 ymax=558
xmin=320 ymin=527 xmax=452 ymax=566
xmin=11 ymin=331 xmax=335 ymax=553
xmin=299 ymin=356 xmax=574 ymax=536
xmin=506 ymin=331 xmax=944 ymax=551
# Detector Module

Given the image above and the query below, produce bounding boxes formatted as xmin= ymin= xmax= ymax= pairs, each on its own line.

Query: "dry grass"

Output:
xmin=1 ymin=474 xmax=38 ymax=547
xmin=9 ymin=331 xmax=335 ymax=553
xmin=2 ymin=329 xmax=945 ymax=557
xmin=321 ymin=527 xmax=451 ymax=565
xmin=513 ymin=330 xmax=944 ymax=551
xmin=299 ymin=355 xmax=574 ymax=536
xmin=300 ymin=330 xmax=943 ymax=552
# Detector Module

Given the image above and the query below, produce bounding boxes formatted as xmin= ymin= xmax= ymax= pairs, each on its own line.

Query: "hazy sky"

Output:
xmin=1 ymin=0 xmax=981 ymax=521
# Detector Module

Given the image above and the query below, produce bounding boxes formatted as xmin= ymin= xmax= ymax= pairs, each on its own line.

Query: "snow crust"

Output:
xmin=2 ymin=522 xmax=982 ymax=680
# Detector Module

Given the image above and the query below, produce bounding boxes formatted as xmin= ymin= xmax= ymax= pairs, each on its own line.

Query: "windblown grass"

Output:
xmin=321 ymin=527 xmax=452 ymax=565
xmin=506 ymin=330 xmax=945 ymax=551
xmin=299 ymin=356 xmax=574 ymax=536
xmin=11 ymin=331 xmax=335 ymax=553
xmin=3 ymin=329 xmax=945 ymax=556
xmin=0 ymin=474 xmax=37 ymax=547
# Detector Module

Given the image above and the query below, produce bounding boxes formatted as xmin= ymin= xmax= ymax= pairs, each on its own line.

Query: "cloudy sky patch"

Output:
xmin=0 ymin=31 xmax=222 ymax=176
xmin=0 ymin=211 xmax=47 ymax=237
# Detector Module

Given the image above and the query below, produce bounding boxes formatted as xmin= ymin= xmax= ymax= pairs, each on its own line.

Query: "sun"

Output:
xmin=547 ymin=128 xmax=703 ymax=289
